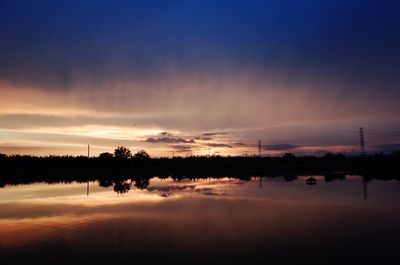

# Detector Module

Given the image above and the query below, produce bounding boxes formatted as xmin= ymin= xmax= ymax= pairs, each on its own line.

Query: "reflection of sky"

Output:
xmin=0 ymin=177 xmax=399 ymax=263
xmin=0 ymin=176 xmax=399 ymax=211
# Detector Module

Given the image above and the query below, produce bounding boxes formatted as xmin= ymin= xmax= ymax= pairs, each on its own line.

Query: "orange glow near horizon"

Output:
xmin=1 ymin=80 xmax=399 ymax=156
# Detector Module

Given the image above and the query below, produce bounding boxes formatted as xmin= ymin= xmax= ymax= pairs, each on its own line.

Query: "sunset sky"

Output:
xmin=1 ymin=0 xmax=400 ymax=157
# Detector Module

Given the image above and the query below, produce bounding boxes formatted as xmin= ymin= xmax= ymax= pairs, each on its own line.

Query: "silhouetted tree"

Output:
xmin=391 ymin=151 xmax=400 ymax=159
xmin=282 ymin=153 xmax=295 ymax=159
xmin=133 ymin=150 xmax=150 ymax=160
xmin=114 ymin=146 xmax=131 ymax=159
xmin=99 ymin=152 xmax=113 ymax=159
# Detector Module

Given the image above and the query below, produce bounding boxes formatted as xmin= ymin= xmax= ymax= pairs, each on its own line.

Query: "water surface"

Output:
xmin=0 ymin=176 xmax=399 ymax=264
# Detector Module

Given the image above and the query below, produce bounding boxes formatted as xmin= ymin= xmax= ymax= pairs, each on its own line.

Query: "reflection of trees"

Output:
xmin=238 ymin=176 xmax=251 ymax=181
xmin=113 ymin=181 xmax=132 ymax=194
xmin=306 ymin=177 xmax=317 ymax=185
xmin=284 ymin=175 xmax=297 ymax=182
xmin=98 ymin=179 xmax=113 ymax=187
xmin=324 ymin=173 xmax=346 ymax=182
xmin=97 ymin=177 xmax=150 ymax=194
xmin=133 ymin=177 xmax=150 ymax=189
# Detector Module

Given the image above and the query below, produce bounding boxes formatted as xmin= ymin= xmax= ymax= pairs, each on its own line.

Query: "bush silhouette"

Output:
xmin=99 ymin=152 xmax=113 ymax=159
xmin=114 ymin=146 xmax=132 ymax=159
xmin=133 ymin=150 xmax=150 ymax=160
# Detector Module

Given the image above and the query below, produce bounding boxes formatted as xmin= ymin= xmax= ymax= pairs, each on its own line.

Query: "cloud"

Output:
xmin=232 ymin=142 xmax=246 ymax=146
xmin=264 ymin=144 xmax=297 ymax=151
xmin=374 ymin=143 xmax=400 ymax=154
xmin=195 ymin=136 xmax=213 ymax=141
xmin=202 ymin=132 xmax=230 ymax=137
xmin=144 ymin=137 xmax=195 ymax=144
xmin=170 ymin=145 xmax=192 ymax=153
xmin=206 ymin=143 xmax=233 ymax=148
xmin=159 ymin=131 xmax=173 ymax=136
xmin=194 ymin=132 xmax=231 ymax=141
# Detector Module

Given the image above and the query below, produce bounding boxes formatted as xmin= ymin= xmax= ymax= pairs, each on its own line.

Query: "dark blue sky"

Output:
xmin=1 ymin=0 xmax=399 ymax=90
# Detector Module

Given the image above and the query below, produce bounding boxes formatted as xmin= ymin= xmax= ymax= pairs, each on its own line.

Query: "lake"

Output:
xmin=0 ymin=175 xmax=399 ymax=264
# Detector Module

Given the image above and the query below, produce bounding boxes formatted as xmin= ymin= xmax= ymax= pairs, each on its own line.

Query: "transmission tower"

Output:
xmin=258 ymin=140 xmax=261 ymax=157
xmin=359 ymin=127 xmax=365 ymax=155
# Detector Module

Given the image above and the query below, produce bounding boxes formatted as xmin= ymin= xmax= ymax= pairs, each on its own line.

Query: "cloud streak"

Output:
xmin=206 ymin=143 xmax=233 ymax=148
xmin=264 ymin=144 xmax=297 ymax=151
xmin=145 ymin=137 xmax=195 ymax=144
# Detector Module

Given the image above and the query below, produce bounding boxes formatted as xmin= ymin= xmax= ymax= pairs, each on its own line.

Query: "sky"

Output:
xmin=1 ymin=0 xmax=400 ymax=157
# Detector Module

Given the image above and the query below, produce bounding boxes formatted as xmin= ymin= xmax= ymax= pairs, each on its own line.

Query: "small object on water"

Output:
xmin=306 ymin=177 xmax=317 ymax=185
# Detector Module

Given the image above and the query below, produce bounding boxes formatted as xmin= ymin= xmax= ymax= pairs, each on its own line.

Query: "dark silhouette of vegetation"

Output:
xmin=114 ymin=146 xmax=131 ymax=159
xmin=282 ymin=152 xmax=296 ymax=159
xmin=306 ymin=176 xmax=317 ymax=185
xmin=133 ymin=150 xmax=150 ymax=160
xmin=133 ymin=176 xmax=150 ymax=189
xmin=98 ymin=179 xmax=113 ymax=187
xmin=0 ymin=149 xmax=399 ymax=191
xmin=99 ymin=152 xmax=114 ymax=159
xmin=113 ymin=180 xmax=131 ymax=194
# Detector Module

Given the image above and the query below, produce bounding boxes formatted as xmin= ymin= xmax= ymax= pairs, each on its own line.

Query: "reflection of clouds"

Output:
xmin=146 ymin=185 xmax=196 ymax=197
xmin=145 ymin=178 xmax=244 ymax=197
xmin=146 ymin=184 xmax=227 ymax=197
xmin=147 ymin=185 xmax=196 ymax=192
xmin=194 ymin=188 xmax=227 ymax=196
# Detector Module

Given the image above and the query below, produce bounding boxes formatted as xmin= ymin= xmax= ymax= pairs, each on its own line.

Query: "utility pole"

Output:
xmin=258 ymin=140 xmax=262 ymax=157
xmin=362 ymin=177 xmax=368 ymax=200
xmin=359 ymin=127 xmax=365 ymax=155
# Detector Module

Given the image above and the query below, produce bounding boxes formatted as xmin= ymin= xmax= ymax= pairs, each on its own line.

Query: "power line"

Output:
xmin=343 ymin=129 xmax=400 ymax=135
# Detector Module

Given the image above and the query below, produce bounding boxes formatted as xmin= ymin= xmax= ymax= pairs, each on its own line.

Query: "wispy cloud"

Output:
xmin=202 ymin=132 xmax=230 ymax=137
xmin=206 ymin=143 xmax=233 ymax=148
xmin=145 ymin=137 xmax=195 ymax=144
xmin=159 ymin=131 xmax=173 ymax=136
xmin=232 ymin=142 xmax=246 ymax=146
xmin=373 ymin=143 xmax=400 ymax=154
xmin=264 ymin=144 xmax=297 ymax=151
xmin=170 ymin=145 xmax=193 ymax=153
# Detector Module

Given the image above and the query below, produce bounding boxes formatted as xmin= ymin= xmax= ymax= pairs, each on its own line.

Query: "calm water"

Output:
xmin=0 ymin=176 xmax=399 ymax=265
